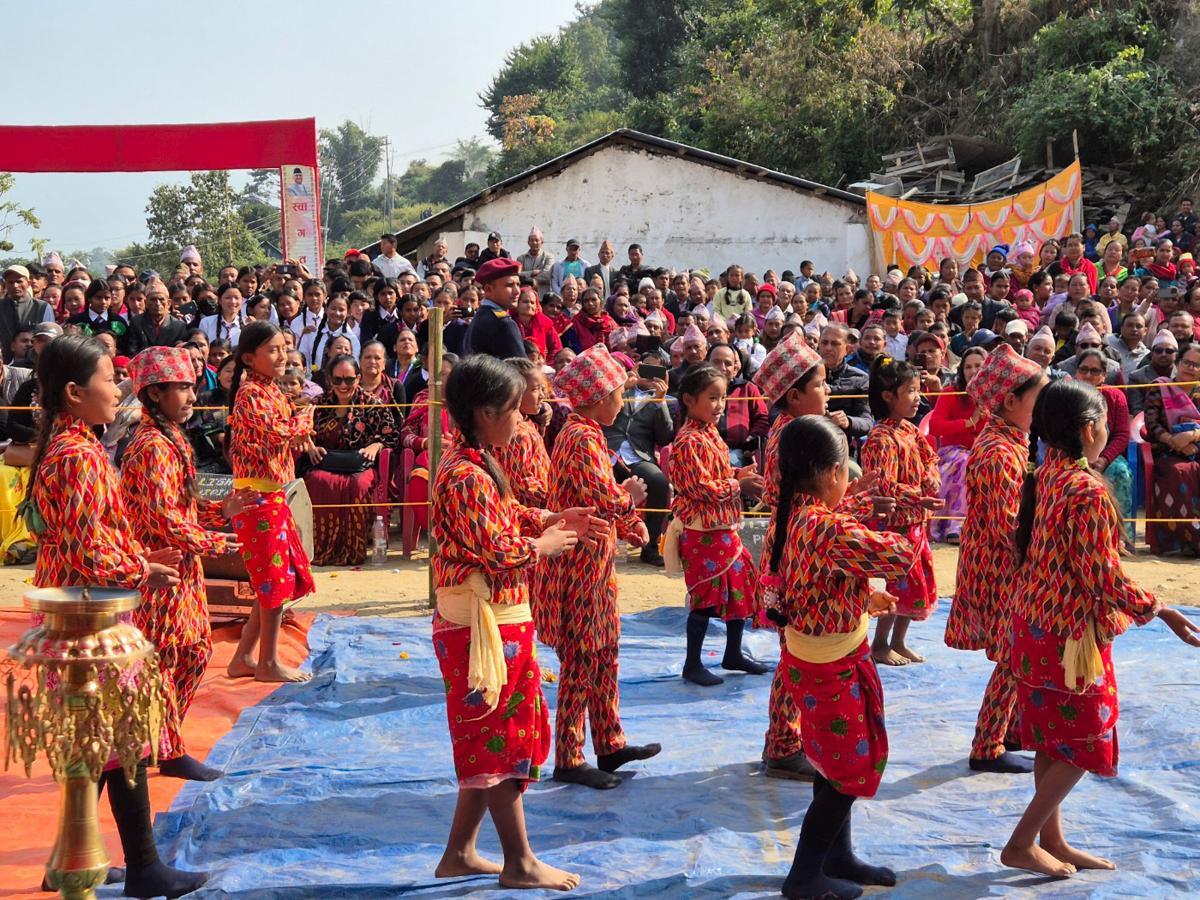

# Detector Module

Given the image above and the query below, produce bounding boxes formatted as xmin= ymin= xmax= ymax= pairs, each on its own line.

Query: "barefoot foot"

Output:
xmin=1040 ymin=841 xmax=1116 ymax=871
xmin=227 ymin=655 xmax=256 ymax=678
xmin=893 ymin=645 xmax=925 ymax=663
xmin=255 ymin=662 xmax=310 ymax=683
xmin=1000 ymin=843 xmax=1077 ymax=877
xmin=499 ymin=857 xmax=581 ymax=891
xmin=435 ymin=849 xmax=503 ymax=878
xmin=871 ymin=648 xmax=909 ymax=667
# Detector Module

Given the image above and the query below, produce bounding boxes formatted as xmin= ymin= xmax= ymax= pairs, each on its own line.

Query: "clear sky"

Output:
xmin=2 ymin=0 xmax=582 ymax=255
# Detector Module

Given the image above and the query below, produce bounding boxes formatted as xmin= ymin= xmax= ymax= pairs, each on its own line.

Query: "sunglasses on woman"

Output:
xmin=329 ymin=375 xmax=359 ymax=386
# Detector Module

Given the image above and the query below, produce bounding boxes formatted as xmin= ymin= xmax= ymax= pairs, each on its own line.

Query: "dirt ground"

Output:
xmin=5 ymin=543 xmax=1187 ymax=619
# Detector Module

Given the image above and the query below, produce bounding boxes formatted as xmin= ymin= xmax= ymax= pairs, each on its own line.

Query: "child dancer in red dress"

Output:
xmin=539 ymin=344 xmax=661 ymax=790
xmin=861 ymin=357 xmax=942 ymax=665
xmin=667 ymin=364 xmax=767 ymax=685
xmin=1002 ymin=379 xmax=1200 ymax=877
xmin=766 ymin=415 xmax=914 ymax=900
xmin=122 ymin=346 xmax=252 ymax=782
xmin=491 ymin=357 xmax=551 ymax=509
xmin=945 ymin=344 xmax=1046 ymax=774
xmin=226 ymin=321 xmax=316 ymax=682
xmin=431 ymin=354 xmax=599 ymax=891
xmin=27 ymin=334 xmax=206 ymax=898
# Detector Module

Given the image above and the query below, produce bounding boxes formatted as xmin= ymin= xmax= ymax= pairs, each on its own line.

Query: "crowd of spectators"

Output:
xmin=1 ymin=203 xmax=1197 ymax=568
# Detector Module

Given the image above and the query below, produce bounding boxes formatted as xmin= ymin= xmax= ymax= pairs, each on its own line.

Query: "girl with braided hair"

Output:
xmin=121 ymin=346 xmax=253 ymax=782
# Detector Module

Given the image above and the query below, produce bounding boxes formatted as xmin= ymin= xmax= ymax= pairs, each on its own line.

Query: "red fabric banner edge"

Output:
xmin=0 ymin=118 xmax=318 ymax=172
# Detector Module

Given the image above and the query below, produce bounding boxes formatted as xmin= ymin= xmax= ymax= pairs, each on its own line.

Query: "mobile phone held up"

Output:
xmin=638 ymin=362 xmax=668 ymax=382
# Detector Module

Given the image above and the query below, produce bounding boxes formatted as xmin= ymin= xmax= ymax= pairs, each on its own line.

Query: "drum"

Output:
xmin=196 ymin=475 xmax=314 ymax=580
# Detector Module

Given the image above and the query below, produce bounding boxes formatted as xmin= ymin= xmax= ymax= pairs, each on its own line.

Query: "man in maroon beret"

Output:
xmin=464 ymin=257 xmax=527 ymax=359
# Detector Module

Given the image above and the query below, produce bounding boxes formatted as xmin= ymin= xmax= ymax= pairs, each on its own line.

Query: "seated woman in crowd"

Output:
xmin=311 ymin=334 xmax=355 ymax=393
xmin=515 ymin=286 xmax=562 ymax=359
xmin=706 ymin=342 xmax=769 ymax=468
xmin=1072 ymin=348 xmax=1134 ymax=549
xmin=1143 ymin=343 xmax=1200 ymax=555
xmin=303 ymin=354 xmax=399 ymax=566
xmin=925 ymin=346 xmax=987 ymax=543
xmin=401 ymin=352 xmax=460 ymax=534
xmin=387 ymin=327 xmax=419 ymax=383
xmin=563 ymin=288 xmax=617 ymax=351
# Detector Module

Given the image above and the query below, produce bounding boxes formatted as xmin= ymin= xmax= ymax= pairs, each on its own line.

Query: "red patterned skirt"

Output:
xmin=231 ymin=490 xmax=315 ymax=609
xmin=885 ymin=523 xmax=937 ymax=621
xmin=682 ymin=527 xmax=760 ymax=622
xmin=432 ymin=616 xmax=551 ymax=791
xmin=781 ymin=640 xmax=888 ymax=798
xmin=1011 ymin=616 xmax=1120 ymax=777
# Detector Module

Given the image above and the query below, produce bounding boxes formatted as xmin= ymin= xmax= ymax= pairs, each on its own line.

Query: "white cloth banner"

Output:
xmin=280 ymin=165 xmax=322 ymax=271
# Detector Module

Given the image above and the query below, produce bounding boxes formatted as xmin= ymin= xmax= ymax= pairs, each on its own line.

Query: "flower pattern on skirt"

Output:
xmin=1012 ymin=615 xmax=1120 ymax=777
xmin=434 ymin=619 xmax=550 ymax=790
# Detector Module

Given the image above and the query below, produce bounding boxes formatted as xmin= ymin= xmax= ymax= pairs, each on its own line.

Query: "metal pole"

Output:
xmin=383 ymin=137 xmax=394 ymax=232
xmin=427 ymin=306 xmax=444 ymax=609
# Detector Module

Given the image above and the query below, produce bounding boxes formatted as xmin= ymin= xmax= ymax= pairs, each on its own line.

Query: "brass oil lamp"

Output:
xmin=4 ymin=587 xmax=163 ymax=900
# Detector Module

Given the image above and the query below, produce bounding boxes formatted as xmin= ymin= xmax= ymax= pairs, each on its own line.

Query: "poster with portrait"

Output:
xmin=280 ymin=164 xmax=322 ymax=271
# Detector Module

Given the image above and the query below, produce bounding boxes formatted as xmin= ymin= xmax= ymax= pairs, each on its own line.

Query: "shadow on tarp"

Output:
xmin=146 ymin=605 xmax=1200 ymax=899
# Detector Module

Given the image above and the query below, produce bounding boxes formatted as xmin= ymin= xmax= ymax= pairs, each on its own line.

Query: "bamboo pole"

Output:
xmin=426 ymin=306 xmax=444 ymax=609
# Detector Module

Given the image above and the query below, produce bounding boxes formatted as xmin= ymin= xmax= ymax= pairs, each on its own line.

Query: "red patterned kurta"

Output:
xmin=431 ymin=447 xmax=550 ymax=789
xmin=493 ymin=416 xmax=550 ymax=509
xmin=775 ymin=496 xmax=914 ymax=796
xmin=33 ymin=416 xmax=150 ymax=774
xmin=538 ymin=413 xmax=643 ymax=769
xmin=860 ymin=417 xmax=940 ymax=619
xmin=761 ymin=410 xmax=876 ymax=759
xmin=34 ymin=416 xmax=149 ymax=591
xmin=947 ymin=416 xmax=1028 ymax=658
xmin=228 ymin=371 xmax=315 ymax=607
xmin=946 ymin=416 xmax=1031 ymax=759
xmin=762 ymin=412 xmax=801 ymax=758
xmin=122 ymin=422 xmax=230 ymax=759
xmin=670 ymin=418 xmax=759 ymax=621
xmin=1011 ymin=450 xmax=1161 ymax=775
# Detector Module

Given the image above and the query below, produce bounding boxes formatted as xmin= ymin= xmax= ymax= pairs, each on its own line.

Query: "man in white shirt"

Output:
xmin=372 ymin=233 xmax=416 ymax=279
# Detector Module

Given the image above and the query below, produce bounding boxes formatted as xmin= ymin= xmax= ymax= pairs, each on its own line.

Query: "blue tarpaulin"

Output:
xmin=142 ymin=604 xmax=1199 ymax=898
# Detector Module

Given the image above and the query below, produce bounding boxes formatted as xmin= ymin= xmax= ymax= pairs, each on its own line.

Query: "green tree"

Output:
xmin=319 ymin=121 xmax=384 ymax=244
xmin=0 ymin=173 xmax=41 ymax=255
xmin=116 ymin=170 xmax=263 ymax=274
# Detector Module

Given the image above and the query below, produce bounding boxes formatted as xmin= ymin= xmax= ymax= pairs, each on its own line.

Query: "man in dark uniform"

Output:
xmin=465 ymin=257 xmax=527 ymax=359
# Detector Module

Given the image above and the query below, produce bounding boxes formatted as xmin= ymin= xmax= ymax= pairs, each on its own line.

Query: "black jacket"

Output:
xmin=0 ymin=295 xmax=52 ymax=362
xmin=360 ymin=309 xmax=402 ymax=357
xmin=603 ymin=391 xmax=677 ymax=465
xmin=826 ymin=361 xmax=873 ymax=440
xmin=583 ymin=263 xmax=615 ymax=296
xmin=465 ymin=305 xmax=527 ymax=359
xmin=123 ymin=314 xmax=188 ymax=356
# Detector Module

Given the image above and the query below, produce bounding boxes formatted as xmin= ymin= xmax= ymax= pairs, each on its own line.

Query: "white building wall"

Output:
xmin=421 ymin=144 xmax=871 ymax=278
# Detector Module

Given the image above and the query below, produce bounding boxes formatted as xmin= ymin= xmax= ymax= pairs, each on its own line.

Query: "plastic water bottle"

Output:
xmin=372 ymin=515 xmax=388 ymax=566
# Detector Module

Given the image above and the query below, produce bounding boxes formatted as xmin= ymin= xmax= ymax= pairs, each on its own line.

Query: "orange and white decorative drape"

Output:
xmin=867 ymin=161 xmax=1082 ymax=273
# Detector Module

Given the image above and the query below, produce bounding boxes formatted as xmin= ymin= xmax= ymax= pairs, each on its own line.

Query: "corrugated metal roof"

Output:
xmin=368 ymin=129 xmax=863 ymax=256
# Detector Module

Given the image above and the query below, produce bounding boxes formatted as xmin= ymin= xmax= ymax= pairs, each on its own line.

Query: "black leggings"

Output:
xmin=801 ymin=774 xmax=856 ymax=849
